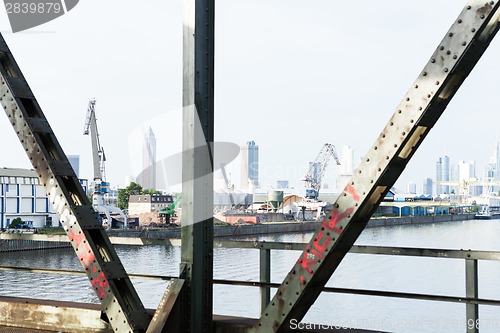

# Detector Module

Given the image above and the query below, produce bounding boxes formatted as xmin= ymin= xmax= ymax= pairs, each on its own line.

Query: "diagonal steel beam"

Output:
xmin=0 ymin=35 xmax=150 ymax=332
xmin=250 ymin=1 xmax=500 ymax=332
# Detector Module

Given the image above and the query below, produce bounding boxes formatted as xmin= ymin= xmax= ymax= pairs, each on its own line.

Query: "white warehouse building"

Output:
xmin=0 ymin=167 xmax=88 ymax=229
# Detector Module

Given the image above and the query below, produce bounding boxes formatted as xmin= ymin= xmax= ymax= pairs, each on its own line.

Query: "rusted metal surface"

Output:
xmin=249 ymin=2 xmax=500 ymax=331
xmin=146 ymin=279 xmax=185 ymax=333
xmin=0 ymin=296 xmax=110 ymax=333
xmin=0 ymin=35 xmax=149 ymax=332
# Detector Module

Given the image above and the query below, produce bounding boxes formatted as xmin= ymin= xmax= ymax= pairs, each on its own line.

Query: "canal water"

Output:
xmin=1 ymin=219 xmax=500 ymax=332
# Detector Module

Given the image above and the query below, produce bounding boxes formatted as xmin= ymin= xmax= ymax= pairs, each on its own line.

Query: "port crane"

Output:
xmin=303 ymin=143 xmax=341 ymax=201
xmin=83 ymin=98 xmax=127 ymax=226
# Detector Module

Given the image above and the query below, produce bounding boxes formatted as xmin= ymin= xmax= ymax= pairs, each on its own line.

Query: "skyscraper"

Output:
xmin=337 ymin=145 xmax=354 ymax=192
xmin=67 ymin=155 xmax=80 ymax=178
xmin=436 ymin=156 xmax=450 ymax=194
xmin=407 ymin=181 xmax=417 ymax=194
xmin=137 ymin=127 xmax=156 ymax=190
xmin=240 ymin=141 xmax=259 ymax=190
xmin=423 ymin=178 xmax=433 ymax=196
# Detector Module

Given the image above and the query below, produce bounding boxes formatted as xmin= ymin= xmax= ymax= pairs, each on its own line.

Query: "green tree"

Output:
xmin=9 ymin=217 xmax=23 ymax=228
xmin=143 ymin=188 xmax=158 ymax=195
xmin=117 ymin=182 xmax=143 ymax=210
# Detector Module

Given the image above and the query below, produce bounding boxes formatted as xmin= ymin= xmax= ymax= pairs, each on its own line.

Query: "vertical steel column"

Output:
xmin=249 ymin=2 xmax=500 ymax=332
xmin=0 ymin=35 xmax=149 ymax=332
xmin=181 ymin=0 xmax=215 ymax=332
xmin=466 ymin=259 xmax=479 ymax=333
xmin=260 ymin=248 xmax=271 ymax=314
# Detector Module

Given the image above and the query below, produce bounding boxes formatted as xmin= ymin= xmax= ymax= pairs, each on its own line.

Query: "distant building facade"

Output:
xmin=436 ymin=156 xmax=450 ymax=194
xmin=337 ymin=145 xmax=354 ymax=192
xmin=0 ymin=168 xmax=88 ymax=228
xmin=137 ymin=127 xmax=157 ymax=190
xmin=67 ymin=155 xmax=80 ymax=177
xmin=276 ymin=180 xmax=289 ymax=189
xmin=406 ymin=181 xmax=417 ymax=194
xmin=240 ymin=141 xmax=259 ymax=189
xmin=423 ymin=178 xmax=433 ymax=196
xmin=128 ymin=194 xmax=174 ymax=215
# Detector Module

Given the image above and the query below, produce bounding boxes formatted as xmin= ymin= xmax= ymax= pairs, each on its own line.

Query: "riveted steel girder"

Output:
xmin=0 ymin=35 xmax=150 ymax=332
xmin=250 ymin=1 xmax=500 ymax=332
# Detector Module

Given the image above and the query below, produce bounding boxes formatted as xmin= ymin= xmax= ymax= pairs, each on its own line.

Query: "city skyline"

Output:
xmin=0 ymin=1 xmax=498 ymax=194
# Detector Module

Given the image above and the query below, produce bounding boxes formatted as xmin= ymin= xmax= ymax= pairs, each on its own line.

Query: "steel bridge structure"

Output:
xmin=0 ymin=0 xmax=499 ymax=332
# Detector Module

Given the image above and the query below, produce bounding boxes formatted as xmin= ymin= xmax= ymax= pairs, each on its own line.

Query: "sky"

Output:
xmin=0 ymin=0 xmax=499 ymax=194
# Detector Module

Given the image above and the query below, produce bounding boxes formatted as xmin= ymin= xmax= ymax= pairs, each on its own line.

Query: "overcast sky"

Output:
xmin=0 ymin=0 xmax=499 ymax=194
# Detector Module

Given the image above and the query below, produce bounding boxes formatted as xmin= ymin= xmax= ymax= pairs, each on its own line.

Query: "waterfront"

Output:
xmin=1 ymin=219 xmax=500 ymax=332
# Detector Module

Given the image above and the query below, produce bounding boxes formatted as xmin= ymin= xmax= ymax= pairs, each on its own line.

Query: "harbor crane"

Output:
xmin=303 ymin=143 xmax=341 ymax=201
xmin=83 ymin=98 xmax=127 ymax=227
xmin=83 ymin=98 xmax=106 ymax=204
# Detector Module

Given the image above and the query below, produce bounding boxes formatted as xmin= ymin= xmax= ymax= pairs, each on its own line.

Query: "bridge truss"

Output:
xmin=0 ymin=0 xmax=498 ymax=332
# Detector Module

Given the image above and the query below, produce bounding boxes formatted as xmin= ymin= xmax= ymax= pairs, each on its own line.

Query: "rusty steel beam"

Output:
xmin=249 ymin=1 xmax=500 ymax=332
xmin=0 ymin=35 xmax=150 ymax=332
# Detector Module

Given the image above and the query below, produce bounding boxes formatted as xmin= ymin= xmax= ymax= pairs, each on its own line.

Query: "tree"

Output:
xmin=143 ymin=188 xmax=158 ymax=195
xmin=9 ymin=217 xmax=23 ymax=228
xmin=117 ymin=182 xmax=143 ymax=210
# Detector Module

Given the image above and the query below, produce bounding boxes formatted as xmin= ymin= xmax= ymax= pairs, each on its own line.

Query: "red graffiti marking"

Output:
xmin=69 ymin=229 xmax=95 ymax=268
xmin=298 ymin=244 xmax=317 ymax=274
xmin=313 ymin=231 xmax=331 ymax=258
xmin=345 ymin=183 xmax=360 ymax=201
xmin=296 ymin=184 xmax=360 ymax=283
xmin=91 ymin=271 xmax=109 ymax=299
xmin=321 ymin=206 xmax=353 ymax=235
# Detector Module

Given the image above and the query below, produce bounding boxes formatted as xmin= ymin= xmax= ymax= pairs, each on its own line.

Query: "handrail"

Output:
xmin=0 ymin=241 xmax=496 ymax=333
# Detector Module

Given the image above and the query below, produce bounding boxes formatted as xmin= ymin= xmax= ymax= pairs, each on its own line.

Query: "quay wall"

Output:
xmin=0 ymin=235 xmax=70 ymax=252
xmin=109 ymin=213 xmax=477 ymax=239
xmin=0 ymin=214 xmax=477 ymax=250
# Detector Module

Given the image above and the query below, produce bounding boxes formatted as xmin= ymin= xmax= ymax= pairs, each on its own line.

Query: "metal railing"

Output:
xmin=1 ymin=238 xmax=500 ymax=332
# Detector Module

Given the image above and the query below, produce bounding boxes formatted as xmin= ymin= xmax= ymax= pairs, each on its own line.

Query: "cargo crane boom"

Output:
xmin=303 ymin=143 xmax=340 ymax=200
xmin=83 ymin=98 xmax=106 ymax=189
xmin=83 ymin=98 xmax=126 ymax=227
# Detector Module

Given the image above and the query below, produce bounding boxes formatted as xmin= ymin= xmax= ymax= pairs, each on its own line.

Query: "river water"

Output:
xmin=1 ymin=219 xmax=500 ymax=332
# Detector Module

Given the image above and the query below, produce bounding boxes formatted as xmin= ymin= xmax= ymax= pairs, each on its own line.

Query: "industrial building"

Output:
xmin=128 ymin=194 xmax=174 ymax=215
xmin=0 ymin=167 xmax=88 ymax=229
xmin=240 ymin=140 xmax=259 ymax=189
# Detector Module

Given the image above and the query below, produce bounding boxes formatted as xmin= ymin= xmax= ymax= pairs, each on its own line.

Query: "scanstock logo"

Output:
xmin=3 ymin=0 xmax=79 ymax=33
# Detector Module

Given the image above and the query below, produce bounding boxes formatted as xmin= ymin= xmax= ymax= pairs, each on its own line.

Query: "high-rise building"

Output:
xmin=67 ymin=155 xmax=80 ymax=178
xmin=407 ymin=181 xmax=417 ymax=194
xmin=240 ymin=141 xmax=259 ymax=189
xmin=137 ymin=127 xmax=157 ymax=190
xmin=436 ymin=156 xmax=450 ymax=194
xmin=423 ymin=178 xmax=433 ymax=196
xmin=276 ymin=180 xmax=289 ymax=189
xmin=337 ymin=145 xmax=354 ymax=192
xmin=494 ymin=141 xmax=500 ymax=181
